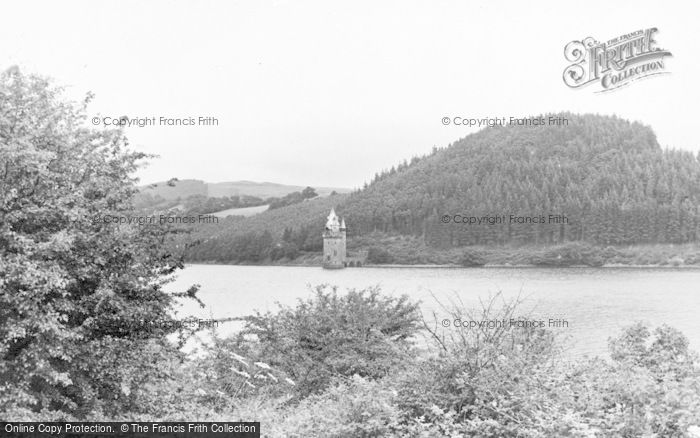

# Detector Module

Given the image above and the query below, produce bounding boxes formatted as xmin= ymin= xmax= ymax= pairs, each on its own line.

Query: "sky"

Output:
xmin=1 ymin=0 xmax=698 ymax=189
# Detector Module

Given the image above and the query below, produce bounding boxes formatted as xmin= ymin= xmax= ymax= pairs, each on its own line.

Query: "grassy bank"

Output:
xmin=351 ymin=235 xmax=700 ymax=267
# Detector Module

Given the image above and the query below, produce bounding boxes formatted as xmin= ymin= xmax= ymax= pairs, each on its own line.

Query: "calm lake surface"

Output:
xmin=167 ymin=265 xmax=700 ymax=357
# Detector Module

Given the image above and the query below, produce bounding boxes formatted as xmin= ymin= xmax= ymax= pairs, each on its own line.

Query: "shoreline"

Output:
xmin=184 ymin=242 xmax=700 ymax=269
xmin=185 ymin=260 xmax=700 ymax=269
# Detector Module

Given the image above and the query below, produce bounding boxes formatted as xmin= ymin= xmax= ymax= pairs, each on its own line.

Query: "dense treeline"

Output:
xmin=342 ymin=113 xmax=700 ymax=246
xmin=267 ymin=186 xmax=318 ymax=210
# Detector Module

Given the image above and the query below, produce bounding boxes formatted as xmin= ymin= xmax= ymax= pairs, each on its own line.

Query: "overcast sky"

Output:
xmin=2 ymin=0 xmax=698 ymax=189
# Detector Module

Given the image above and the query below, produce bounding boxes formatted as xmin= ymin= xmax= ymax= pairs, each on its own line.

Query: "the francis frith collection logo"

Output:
xmin=563 ymin=28 xmax=672 ymax=92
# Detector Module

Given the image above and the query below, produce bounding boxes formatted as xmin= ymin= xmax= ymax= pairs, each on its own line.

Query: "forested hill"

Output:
xmin=342 ymin=112 xmax=700 ymax=246
xmin=185 ymin=113 xmax=700 ymax=263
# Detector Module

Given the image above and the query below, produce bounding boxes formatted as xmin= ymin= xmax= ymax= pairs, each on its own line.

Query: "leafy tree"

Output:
xmin=301 ymin=186 xmax=318 ymax=199
xmin=0 ymin=67 xmax=197 ymax=419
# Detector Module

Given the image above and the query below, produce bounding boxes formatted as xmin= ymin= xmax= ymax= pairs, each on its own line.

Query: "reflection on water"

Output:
xmin=167 ymin=265 xmax=700 ymax=357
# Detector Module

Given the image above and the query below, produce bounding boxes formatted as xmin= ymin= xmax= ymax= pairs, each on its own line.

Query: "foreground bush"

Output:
xmin=222 ymin=285 xmax=421 ymax=397
xmin=89 ymin=288 xmax=699 ymax=437
xmin=184 ymin=290 xmax=700 ymax=437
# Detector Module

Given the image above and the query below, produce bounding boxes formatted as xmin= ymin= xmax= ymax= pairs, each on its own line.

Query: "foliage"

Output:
xmin=366 ymin=246 xmax=394 ymax=264
xmin=164 ymin=288 xmax=699 ymax=437
xmin=460 ymin=248 xmax=488 ymax=267
xmin=229 ymin=285 xmax=421 ymax=397
xmin=276 ymin=375 xmax=401 ymax=438
xmin=268 ymin=187 xmax=318 ymax=210
xmin=206 ymin=290 xmax=700 ymax=437
xmin=404 ymin=303 xmax=700 ymax=437
xmin=350 ymin=113 xmax=700 ymax=247
xmin=0 ymin=67 xmax=197 ymax=418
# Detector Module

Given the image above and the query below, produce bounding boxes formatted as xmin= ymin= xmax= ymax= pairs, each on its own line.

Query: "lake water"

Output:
xmin=167 ymin=265 xmax=700 ymax=357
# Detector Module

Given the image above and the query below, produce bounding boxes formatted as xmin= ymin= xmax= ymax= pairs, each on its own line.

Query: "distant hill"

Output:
xmin=141 ymin=179 xmax=207 ymax=200
xmin=207 ymin=181 xmax=348 ymax=198
xmin=340 ymin=112 xmax=700 ymax=247
xmin=140 ymin=179 xmax=350 ymax=200
xmin=134 ymin=179 xmax=351 ymax=218
xmin=184 ymin=113 xmax=700 ymax=264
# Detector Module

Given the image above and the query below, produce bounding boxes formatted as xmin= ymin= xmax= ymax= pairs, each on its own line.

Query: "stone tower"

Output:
xmin=322 ymin=208 xmax=346 ymax=269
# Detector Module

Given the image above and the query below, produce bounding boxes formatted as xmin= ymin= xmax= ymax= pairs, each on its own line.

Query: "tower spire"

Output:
xmin=326 ymin=208 xmax=340 ymax=230
xmin=322 ymin=208 xmax=346 ymax=269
